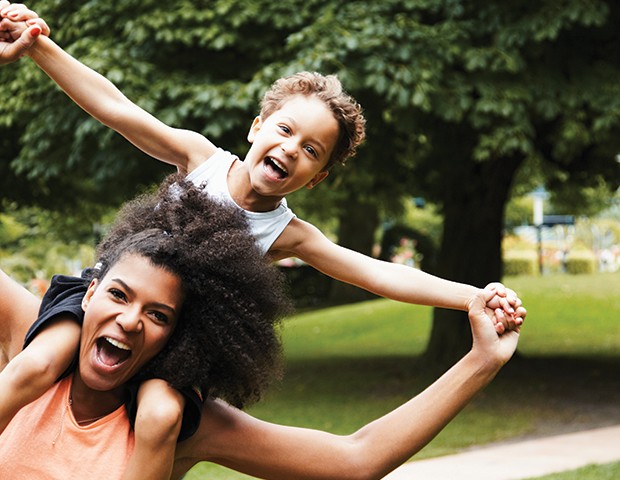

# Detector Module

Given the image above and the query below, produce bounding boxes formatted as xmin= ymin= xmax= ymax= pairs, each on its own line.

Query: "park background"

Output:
xmin=1 ymin=1 xmax=619 ymax=479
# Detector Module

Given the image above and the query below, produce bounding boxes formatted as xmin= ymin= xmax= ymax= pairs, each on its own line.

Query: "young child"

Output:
xmin=0 ymin=3 xmax=524 ymax=479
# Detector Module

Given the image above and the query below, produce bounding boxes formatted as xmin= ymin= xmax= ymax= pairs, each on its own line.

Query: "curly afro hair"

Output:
xmin=91 ymin=174 xmax=292 ymax=408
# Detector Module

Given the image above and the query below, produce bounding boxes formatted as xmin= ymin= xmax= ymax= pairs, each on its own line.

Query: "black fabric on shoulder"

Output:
xmin=23 ymin=273 xmax=89 ymax=350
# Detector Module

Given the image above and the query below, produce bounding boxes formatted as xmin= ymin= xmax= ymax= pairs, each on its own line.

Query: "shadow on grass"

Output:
xmin=265 ymin=353 xmax=620 ymax=439
xmin=186 ymin=354 xmax=620 ymax=480
xmin=496 ymin=354 xmax=620 ymax=436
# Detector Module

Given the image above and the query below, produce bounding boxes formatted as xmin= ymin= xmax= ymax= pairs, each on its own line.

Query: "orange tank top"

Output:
xmin=0 ymin=375 xmax=134 ymax=479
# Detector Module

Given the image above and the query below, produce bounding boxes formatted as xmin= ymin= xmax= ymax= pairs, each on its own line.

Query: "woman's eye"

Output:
xmin=149 ymin=311 xmax=169 ymax=325
xmin=109 ymin=288 xmax=127 ymax=302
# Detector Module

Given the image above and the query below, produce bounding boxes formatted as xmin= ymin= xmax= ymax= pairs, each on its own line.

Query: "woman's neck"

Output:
xmin=70 ymin=373 xmax=125 ymax=425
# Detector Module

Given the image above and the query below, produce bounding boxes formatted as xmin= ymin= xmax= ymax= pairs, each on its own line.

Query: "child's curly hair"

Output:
xmin=92 ymin=174 xmax=292 ymax=408
xmin=260 ymin=71 xmax=366 ymax=170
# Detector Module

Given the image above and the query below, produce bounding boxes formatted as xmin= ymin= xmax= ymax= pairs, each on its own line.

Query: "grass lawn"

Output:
xmin=185 ymin=272 xmax=620 ymax=480
xmin=525 ymin=462 xmax=620 ymax=480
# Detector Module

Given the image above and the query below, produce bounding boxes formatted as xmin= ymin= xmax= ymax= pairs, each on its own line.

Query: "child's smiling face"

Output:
xmin=245 ymin=95 xmax=339 ymax=198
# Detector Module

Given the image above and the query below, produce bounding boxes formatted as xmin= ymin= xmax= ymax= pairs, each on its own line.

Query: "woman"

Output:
xmin=0 ymin=177 xmax=291 ymax=478
xmin=0 ymin=177 xmax=524 ymax=480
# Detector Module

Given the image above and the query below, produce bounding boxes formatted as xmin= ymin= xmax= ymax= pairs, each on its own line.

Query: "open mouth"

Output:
xmin=96 ymin=337 xmax=132 ymax=367
xmin=264 ymin=156 xmax=289 ymax=180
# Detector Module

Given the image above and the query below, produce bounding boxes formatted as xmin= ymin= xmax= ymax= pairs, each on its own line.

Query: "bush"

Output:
xmin=565 ymin=251 xmax=597 ymax=274
xmin=503 ymin=251 xmax=538 ymax=276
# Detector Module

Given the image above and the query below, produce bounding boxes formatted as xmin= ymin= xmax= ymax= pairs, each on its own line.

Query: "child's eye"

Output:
xmin=304 ymin=145 xmax=318 ymax=158
xmin=279 ymin=125 xmax=291 ymax=135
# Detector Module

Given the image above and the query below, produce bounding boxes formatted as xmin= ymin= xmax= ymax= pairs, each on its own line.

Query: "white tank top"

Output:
xmin=185 ymin=148 xmax=296 ymax=255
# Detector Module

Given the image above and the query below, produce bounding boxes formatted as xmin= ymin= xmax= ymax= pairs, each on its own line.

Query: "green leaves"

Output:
xmin=3 ymin=0 xmax=620 ymax=218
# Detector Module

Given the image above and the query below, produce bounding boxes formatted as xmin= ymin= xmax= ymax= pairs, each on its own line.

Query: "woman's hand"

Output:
xmin=468 ymin=291 xmax=523 ymax=368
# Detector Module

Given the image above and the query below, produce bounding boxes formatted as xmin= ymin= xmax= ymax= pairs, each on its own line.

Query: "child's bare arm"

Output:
xmin=29 ymin=36 xmax=216 ymax=174
xmin=0 ymin=316 xmax=80 ymax=434
xmin=123 ymin=379 xmax=185 ymax=480
xmin=1 ymin=4 xmax=216 ymax=174
xmin=274 ymin=219 xmax=523 ymax=328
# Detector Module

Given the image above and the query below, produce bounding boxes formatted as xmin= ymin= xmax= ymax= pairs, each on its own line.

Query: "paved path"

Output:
xmin=383 ymin=424 xmax=620 ymax=480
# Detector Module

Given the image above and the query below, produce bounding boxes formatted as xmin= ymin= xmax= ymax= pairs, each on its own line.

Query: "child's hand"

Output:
xmin=482 ymin=282 xmax=525 ymax=334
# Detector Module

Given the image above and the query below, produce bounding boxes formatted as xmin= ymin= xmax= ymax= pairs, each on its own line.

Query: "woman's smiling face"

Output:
xmin=78 ymin=253 xmax=184 ymax=393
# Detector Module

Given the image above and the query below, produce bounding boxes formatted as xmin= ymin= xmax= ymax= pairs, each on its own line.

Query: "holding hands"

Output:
xmin=469 ymin=290 xmax=522 ymax=368
xmin=482 ymin=282 xmax=525 ymax=334
xmin=0 ymin=1 xmax=48 ymax=64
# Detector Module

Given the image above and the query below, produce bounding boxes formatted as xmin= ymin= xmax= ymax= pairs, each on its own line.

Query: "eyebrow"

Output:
xmin=111 ymin=278 xmax=178 ymax=314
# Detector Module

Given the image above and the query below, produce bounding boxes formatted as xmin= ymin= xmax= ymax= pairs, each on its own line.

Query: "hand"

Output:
xmin=483 ymin=282 xmax=525 ymax=334
xmin=0 ymin=20 xmax=40 ymax=64
xmin=0 ymin=2 xmax=50 ymax=64
xmin=468 ymin=291 xmax=521 ymax=368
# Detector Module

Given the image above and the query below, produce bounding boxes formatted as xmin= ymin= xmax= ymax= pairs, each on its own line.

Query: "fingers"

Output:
xmin=484 ymin=282 xmax=507 ymax=297
xmin=0 ymin=2 xmax=48 ymax=48
xmin=514 ymin=305 xmax=527 ymax=323
xmin=26 ymin=17 xmax=49 ymax=36
xmin=494 ymin=321 xmax=506 ymax=335
xmin=1 ymin=3 xmax=37 ymax=20
xmin=0 ymin=3 xmax=48 ymax=36
xmin=0 ymin=23 xmax=40 ymax=63
xmin=482 ymin=282 xmax=526 ymax=333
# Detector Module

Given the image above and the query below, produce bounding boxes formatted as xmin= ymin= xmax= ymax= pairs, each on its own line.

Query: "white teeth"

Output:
xmin=270 ymin=157 xmax=288 ymax=173
xmin=105 ymin=337 xmax=131 ymax=350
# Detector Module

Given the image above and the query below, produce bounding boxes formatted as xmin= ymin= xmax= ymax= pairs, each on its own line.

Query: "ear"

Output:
xmin=305 ymin=170 xmax=329 ymax=189
xmin=247 ymin=116 xmax=263 ymax=143
xmin=82 ymin=279 xmax=99 ymax=311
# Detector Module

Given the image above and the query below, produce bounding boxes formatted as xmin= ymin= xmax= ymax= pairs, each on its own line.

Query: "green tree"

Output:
xmin=3 ymin=0 xmax=620 ymax=366
xmin=285 ymin=0 xmax=620 ymax=365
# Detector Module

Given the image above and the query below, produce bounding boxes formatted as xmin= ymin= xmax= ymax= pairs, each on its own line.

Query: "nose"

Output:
xmin=115 ymin=308 xmax=143 ymax=333
xmin=281 ymin=138 xmax=299 ymax=159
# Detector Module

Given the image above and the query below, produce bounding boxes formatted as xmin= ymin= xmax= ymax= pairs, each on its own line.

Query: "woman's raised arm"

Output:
xmin=174 ymin=293 xmax=523 ymax=480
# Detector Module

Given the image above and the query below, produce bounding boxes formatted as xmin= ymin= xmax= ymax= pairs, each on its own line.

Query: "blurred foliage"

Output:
xmin=0 ymin=202 xmax=100 ymax=285
xmin=3 ymin=1 xmax=618 ymax=216
xmin=2 ymin=0 xmax=620 ymax=356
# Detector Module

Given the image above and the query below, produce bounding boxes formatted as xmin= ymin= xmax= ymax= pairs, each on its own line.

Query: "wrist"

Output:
xmin=465 ymin=348 xmax=504 ymax=378
xmin=461 ymin=286 xmax=484 ymax=312
xmin=25 ymin=33 xmax=50 ymax=59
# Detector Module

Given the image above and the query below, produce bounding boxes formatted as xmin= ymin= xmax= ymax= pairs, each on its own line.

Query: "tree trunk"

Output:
xmin=423 ymin=154 xmax=524 ymax=368
xmin=329 ymin=192 xmax=380 ymax=304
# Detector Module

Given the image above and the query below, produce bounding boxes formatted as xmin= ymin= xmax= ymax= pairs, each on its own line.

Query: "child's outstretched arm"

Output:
xmin=174 ymin=292 xmax=523 ymax=480
xmin=0 ymin=3 xmax=216 ymax=174
xmin=274 ymin=219 xmax=523 ymax=330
